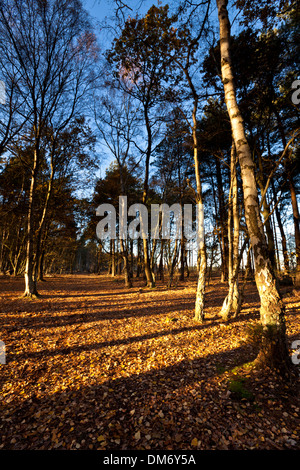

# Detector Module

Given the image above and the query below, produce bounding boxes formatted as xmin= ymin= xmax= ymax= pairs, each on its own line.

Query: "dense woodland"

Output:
xmin=0 ymin=0 xmax=300 ymax=450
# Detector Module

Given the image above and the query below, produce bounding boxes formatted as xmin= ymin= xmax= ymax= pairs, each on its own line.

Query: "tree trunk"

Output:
xmin=185 ymin=251 xmax=189 ymax=278
xmin=130 ymin=239 xmax=134 ymax=278
xmin=97 ymin=243 xmax=102 ymax=274
xmin=194 ymin=195 xmax=206 ymax=322
xmin=136 ymin=239 xmax=142 ymax=278
xmin=38 ymin=249 xmax=45 ymax=282
xmin=195 ymin=241 xmax=206 ymax=321
xmin=256 ymin=150 xmax=277 ymax=272
xmin=24 ymin=149 xmax=39 ymax=297
xmin=34 ymin=150 xmax=55 ymax=283
xmin=288 ymin=174 xmax=300 ymax=286
xmin=272 ymin=101 xmax=300 ymax=285
xmin=179 ymin=234 xmax=185 ymax=281
xmin=271 ymin=180 xmax=290 ymax=274
xmin=216 ymin=0 xmax=290 ymax=372
xmin=141 ymin=106 xmax=155 ymax=288
xmin=220 ymin=142 xmax=241 ymax=320
xmin=120 ymin=239 xmax=132 ymax=288
xmin=110 ymin=239 xmax=116 ymax=277
xmin=116 ymin=244 xmax=121 ymax=275
xmin=0 ymin=227 xmax=7 ymax=274
xmin=183 ymin=67 xmax=206 ymax=321
xmin=194 ymin=198 xmax=207 ymax=321
xmin=119 ymin=171 xmax=133 ymax=288
xmin=143 ymin=238 xmax=155 ymax=287
xmin=158 ymin=241 xmax=164 ymax=281
xmin=215 ymin=155 xmax=229 ymax=282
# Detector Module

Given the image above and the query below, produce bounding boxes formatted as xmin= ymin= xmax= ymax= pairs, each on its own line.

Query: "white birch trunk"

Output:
xmin=24 ymin=149 xmax=39 ymax=297
xmin=216 ymin=0 xmax=290 ymax=371
xmin=220 ymin=142 xmax=240 ymax=320
xmin=193 ymin=130 xmax=206 ymax=322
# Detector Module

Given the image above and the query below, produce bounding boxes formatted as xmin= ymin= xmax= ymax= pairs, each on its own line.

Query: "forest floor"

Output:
xmin=0 ymin=273 xmax=299 ymax=451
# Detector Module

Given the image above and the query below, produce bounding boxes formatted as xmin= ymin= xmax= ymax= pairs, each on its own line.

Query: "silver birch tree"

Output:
xmin=216 ymin=0 xmax=290 ymax=371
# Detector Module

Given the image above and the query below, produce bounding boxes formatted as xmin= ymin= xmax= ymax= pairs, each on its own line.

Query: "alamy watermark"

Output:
xmin=96 ymin=196 xmax=205 ymax=249
xmin=0 ymin=80 xmax=5 ymax=105
xmin=291 ymin=79 xmax=300 ymax=105
xmin=291 ymin=340 xmax=300 ymax=366
xmin=0 ymin=341 xmax=6 ymax=364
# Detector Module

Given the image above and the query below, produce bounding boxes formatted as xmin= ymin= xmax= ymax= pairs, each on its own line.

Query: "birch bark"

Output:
xmin=183 ymin=66 xmax=206 ymax=322
xmin=220 ymin=142 xmax=240 ymax=319
xmin=216 ymin=0 xmax=290 ymax=370
xmin=24 ymin=148 xmax=39 ymax=297
xmin=192 ymin=102 xmax=207 ymax=322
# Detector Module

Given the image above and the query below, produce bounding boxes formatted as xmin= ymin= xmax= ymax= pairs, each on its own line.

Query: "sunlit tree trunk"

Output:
xmin=215 ymin=155 xmax=228 ymax=282
xmin=119 ymin=171 xmax=132 ymax=288
xmin=216 ymin=0 xmax=290 ymax=371
xmin=142 ymin=107 xmax=156 ymax=288
xmin=220 ymin=142 xmax=240 ymax=320
xmin=142 ymin=238 xmax=155 ymax=287
xmin=110 ymin=239 xmax=116 ymax=277
xmin=193 ymin=122 xmax=207 ymax=322
xmin=182 ymin=65 xmax=206 ymax=321
xmin=179 ymin=233 xmax=185 ymax=281
xmin=24 ymin=148 xmax=39 ymax=297
xmin=34 ymin=151 xmax=55 ymax=282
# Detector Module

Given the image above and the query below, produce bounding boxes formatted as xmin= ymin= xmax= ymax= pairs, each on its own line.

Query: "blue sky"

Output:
xmin=82 ymin=1 xmax=171 ymax=182
xmin=84 ymin=0 xmax=167 ymax=24
xmin=84 ymin=0 xmax=115 ymax=22
xmin=80 ymin=0 xmax=234 ymax=185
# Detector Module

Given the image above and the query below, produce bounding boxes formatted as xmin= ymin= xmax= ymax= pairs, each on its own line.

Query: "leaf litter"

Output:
xmin=0 ymin=273 xmax=299 ymax=450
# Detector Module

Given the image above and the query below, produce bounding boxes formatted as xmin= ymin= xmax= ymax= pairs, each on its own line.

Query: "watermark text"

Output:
xmin=96 ymin=196 xmax=204 ymax=248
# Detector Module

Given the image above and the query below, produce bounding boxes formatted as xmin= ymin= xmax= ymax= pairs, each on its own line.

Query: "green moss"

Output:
xmin=228 ymin=376 xmax=254 ymax=401
xmin=216 ymin=363 xmax=227 ymax=374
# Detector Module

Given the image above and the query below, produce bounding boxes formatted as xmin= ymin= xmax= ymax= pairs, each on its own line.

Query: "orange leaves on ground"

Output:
xmin=0 ymin=274 xmax=299 ymax=450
